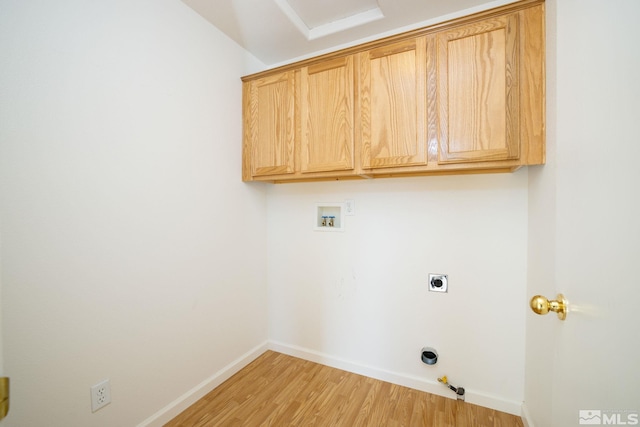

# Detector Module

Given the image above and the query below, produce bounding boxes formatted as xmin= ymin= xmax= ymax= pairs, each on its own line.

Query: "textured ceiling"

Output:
xmin=181 ymin=0 xmax=518 ymax=66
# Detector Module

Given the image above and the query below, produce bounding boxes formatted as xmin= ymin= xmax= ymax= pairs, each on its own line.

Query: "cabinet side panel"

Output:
xmin=519 ymin=4 xmax=545 ymax=165
xmin=242 ymin=81 xmax=253 ymax=181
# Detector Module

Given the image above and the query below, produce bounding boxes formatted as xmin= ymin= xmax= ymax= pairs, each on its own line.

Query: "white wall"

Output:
xmin=13 ymin=0 xmax=633 ymax=424
xmin=525 ymin=1 xmax=640 ymax=426
xmin=0 ymin=1 xmax=268 ymax=426
xmin=267 ymin=173 xmax=529 ymax=413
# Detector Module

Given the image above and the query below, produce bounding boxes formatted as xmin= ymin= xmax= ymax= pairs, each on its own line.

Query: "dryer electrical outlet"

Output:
xmin=429 ymin=274 xmax=448 ymax=293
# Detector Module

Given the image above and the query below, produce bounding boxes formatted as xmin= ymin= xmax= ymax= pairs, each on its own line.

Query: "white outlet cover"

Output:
xmin=345 ymin=199 xmax=355 ymax=215
xmin=91 ymin=379 xmax=112 ymax=412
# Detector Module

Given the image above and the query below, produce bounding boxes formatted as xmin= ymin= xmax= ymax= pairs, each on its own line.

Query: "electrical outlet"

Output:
xmin=429 ymin=274 xmax=448 ymax=293
xmin=345 ymin=199 xmax=355 ymax=215
xmin=90 ymin=379 xmax=111 ymax=412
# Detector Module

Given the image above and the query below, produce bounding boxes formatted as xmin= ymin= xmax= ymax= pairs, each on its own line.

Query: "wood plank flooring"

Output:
xmin=165 ymin=351 xmax=524 ymax=426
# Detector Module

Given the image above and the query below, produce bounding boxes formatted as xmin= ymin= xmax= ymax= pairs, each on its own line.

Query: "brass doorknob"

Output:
xmin=530 ymin=294 xmax=567 ymax=320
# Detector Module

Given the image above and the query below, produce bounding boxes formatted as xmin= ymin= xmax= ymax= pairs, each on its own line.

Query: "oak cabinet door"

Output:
xmin=437 ymin=13 xmax=520 ymax=163
xmin=300 ymin=57 xmax=355 ymax=173
xmin=359 ymin=37 xmax=429 ymax=169
xmin=244 ymin=71 xmax=296 ymax=177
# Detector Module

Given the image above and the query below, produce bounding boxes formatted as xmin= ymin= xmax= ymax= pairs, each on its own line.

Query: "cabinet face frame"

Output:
xmin=300 ymin=56 xmax=355 ymax=174
xmin=245 ymin=71 xmax=296 ymax=178
xmin=437 ymin=13 xmax=520 ymax=164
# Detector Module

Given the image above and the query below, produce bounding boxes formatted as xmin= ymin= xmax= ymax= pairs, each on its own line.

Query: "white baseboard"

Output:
xmin=521 ymin=402 xmax=535 ymax=427
xmin=136 ymin=341 xmax=269 ymax=427
xmin=268 ymin=340 xmax=523 ymax=416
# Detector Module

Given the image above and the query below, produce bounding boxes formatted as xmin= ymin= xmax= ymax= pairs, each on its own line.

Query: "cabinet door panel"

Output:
xmin=438 ymin=14 xmax=519 ymax=163
xmin=360 ymin=38 xmax=428 ymax=169
xmin=301 ymin=57 xmax=354 ymax=173
xmin=247 ymin=71 xmax=295 ymax=177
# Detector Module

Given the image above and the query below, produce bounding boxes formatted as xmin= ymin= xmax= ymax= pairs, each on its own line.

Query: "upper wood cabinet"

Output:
xmin=359 ymin=37 xmax=432 ymax=169
xmin=437 ymin=14 xmax=520 ymax=164
xmin=242 ymin=71 xmax=295 ymax=179
xmin=300 ymin=57 xmax=355 ymax=174
xmin=241 ymin=0 xmax=545 ymax=182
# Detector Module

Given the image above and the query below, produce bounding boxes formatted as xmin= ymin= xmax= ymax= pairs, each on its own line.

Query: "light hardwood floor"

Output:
xmin=165 ymin=351 xmax=524 ymax=426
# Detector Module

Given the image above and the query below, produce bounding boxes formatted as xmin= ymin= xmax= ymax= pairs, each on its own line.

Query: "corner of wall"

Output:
xmin=137 ymin=342 xmax=270 ymax=427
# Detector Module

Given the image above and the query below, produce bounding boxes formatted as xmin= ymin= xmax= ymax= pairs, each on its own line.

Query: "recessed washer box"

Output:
xmin=314 ymin=203 xmax=344 ymax=231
